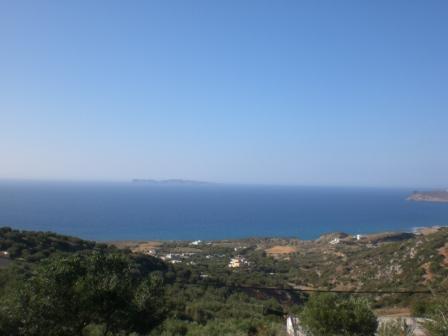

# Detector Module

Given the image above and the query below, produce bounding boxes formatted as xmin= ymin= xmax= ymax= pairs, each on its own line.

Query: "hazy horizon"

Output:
xmin=0 ymin=176 xmax=445 ymax=191
xmin=1 ymin=1 xmax=447 ymax=187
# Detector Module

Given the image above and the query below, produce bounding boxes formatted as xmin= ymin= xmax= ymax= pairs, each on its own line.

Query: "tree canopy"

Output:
xmin=0 ymin=252 xmax=166 ymax=336
xmin=300 ymin=293 xmax=378 ymax=336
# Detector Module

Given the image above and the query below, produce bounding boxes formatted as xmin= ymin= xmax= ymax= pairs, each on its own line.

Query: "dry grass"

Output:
xmin=421 ymin=262 xmax=434 ymax=284
xmin=418 ymin=227 xmax=441 ymax=236
xmin=438 ymin=243 xmax=448 ymax=266
xmin=108 ymin=241 xmax=162 ymax=252
xmin=131 ymin=241 xmax=163 ymax=253
xmin=265 ymin=245 xmax=297 ymax=255
xmin=375 ymin=307 xmax=411 ymax=318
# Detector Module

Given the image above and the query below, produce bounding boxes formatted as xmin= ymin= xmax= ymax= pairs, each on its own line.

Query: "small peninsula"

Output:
xmin=408 ymin=190 xmax=448 ymax=203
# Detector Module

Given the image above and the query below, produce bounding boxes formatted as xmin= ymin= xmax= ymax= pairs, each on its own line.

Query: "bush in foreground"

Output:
xmin=300 ymin=293 xmax=378 ymax=336
xmin=0 ymin=252 xmax=166 ymax=336
xmin=425 ymin=298 xmax=448 ymax=336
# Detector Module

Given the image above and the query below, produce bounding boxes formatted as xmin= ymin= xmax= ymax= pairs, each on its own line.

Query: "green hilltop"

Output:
xmin=1 ymin=227 xmax=448 ymax=335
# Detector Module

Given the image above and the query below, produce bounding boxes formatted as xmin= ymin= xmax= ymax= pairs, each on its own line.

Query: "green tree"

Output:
xmin=0 ymin=252 xmax=166 ymax=336
xmin=300 ymin=293 xmax=378 ymax=336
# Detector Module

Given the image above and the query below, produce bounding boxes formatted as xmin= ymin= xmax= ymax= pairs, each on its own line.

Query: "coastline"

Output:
xmin=104 ymin=225 xmax=445 ymax=250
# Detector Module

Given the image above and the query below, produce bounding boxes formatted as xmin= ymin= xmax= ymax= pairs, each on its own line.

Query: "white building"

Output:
xmin=228 ymin=256 xmax=249 ymax=268
xmin=228 ymin=258 xmax=241 ymax=268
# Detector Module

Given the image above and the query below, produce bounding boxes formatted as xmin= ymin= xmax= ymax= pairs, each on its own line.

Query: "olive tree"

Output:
xmin=0 ymin=252 xmax=166 ymax=336
xmin=300 ymin=293 xmax=378 ymax=336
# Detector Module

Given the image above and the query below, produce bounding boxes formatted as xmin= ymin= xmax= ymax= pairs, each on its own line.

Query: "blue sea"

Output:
xmin=0 ymin=181 xmax=447 ymax=241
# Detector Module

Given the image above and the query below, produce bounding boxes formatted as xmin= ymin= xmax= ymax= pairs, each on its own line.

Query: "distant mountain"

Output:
xmin=132 ymin=179 xmax=212 ymax=186
xmin=408 ymin=190 xmax=448 ymax=203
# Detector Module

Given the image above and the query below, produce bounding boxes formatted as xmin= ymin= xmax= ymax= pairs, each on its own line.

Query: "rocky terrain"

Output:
xmin=115 ymin=226 xmax=448 ymax=308
xmin=408 ymin=190 xmax=448 ymax=203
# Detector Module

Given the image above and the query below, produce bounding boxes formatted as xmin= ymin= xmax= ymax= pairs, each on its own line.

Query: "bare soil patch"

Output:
xmin=438 ymin=243 xmax=448 ymax=266
xmin=108 ymin=241 xmax=162 ymax=252
xmin=266 ymin=245 xmax=297 ymax=255
xmin=421 ymin=262 xmax=434 ymax=284
xmin=375 ymin=307 xmax=411 ymax=317
xmin=131 ymin=241 xmax=163 ymax=253
xmin=418 ymin=227 xmax=441 ymax=236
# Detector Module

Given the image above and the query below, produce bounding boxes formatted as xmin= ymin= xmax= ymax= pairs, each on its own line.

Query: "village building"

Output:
xmin=228 ymin=256 xmax=248 ymax=268
xmin=228 ymin=258 xmax=241 ymax=268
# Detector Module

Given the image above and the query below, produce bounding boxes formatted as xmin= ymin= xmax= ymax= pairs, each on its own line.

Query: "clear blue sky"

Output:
xmin=1 ymin=0 xmax=447 ymax=187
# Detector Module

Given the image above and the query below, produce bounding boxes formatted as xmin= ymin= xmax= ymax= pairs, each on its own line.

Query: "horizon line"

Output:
xmin=0 ymin=176 xmax=444 ymax=190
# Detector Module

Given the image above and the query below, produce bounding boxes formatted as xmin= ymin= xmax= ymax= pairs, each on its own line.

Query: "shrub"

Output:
xmin=0 ymin=252 xmax=166 ymax=336
xmin=300 ymin=293 xmax=378 ymax=336
xmin=425 ymin=298 xmax=448 ymax=336
xmin=377 ymin=319 xmax=415 ymax=336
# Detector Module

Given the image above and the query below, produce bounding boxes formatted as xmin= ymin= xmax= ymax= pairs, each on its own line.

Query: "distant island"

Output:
xmin=408 ymin=190 xmax=448 ymax=203
xmin=132 ymin=178 xmax=212 ymax=186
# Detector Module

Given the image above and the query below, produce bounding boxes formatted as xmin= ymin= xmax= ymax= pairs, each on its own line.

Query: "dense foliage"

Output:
xmin=1 ymin=227 xmax=447 ymax=335
xmin=299 ymin=293 xmax=378 ymax=336
xmin=0 ymin=252 xmax=166 ymax=336
xmin=152 ymin=284 xmax=288 ymax=336
xmin=0 ymin=226 xmax=108 ymax=261
xmin=0 ymin=229 xmax=294 ymax=335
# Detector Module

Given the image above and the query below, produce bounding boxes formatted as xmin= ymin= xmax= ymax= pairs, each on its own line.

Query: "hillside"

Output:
xmin=0 ymin=226 xmax=105 ymax=263
xmin=1 ymin=227 xmax=448 ymax=335
xmin=4 ymin=226 xmax=447 ymax=301
xmin=118 ymin=227 xmax=448 ymax=307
